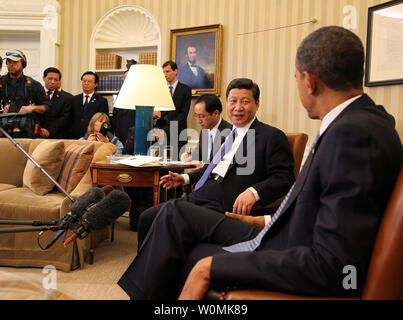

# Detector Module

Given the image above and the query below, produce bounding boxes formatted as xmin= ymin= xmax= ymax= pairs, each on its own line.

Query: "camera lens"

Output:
xmin=100 ymin=122 xmax=111 ymax=136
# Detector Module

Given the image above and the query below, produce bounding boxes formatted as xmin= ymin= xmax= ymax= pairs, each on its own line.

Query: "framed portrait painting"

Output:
xmin=170 ymin=24 xmax=223 ymax=97
xmin=365 ymin=0 xmax=403 ymax=87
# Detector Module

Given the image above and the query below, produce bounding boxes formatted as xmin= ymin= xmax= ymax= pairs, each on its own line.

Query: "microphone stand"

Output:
xmin=0 ymin=117 xmax=75 ymax=247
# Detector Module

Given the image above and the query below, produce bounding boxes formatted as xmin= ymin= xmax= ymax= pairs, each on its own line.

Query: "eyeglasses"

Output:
xmin=6 ymin=52 xmax=22 ymax=58
xmin=193 ymin=113 xmax=211 ymax=119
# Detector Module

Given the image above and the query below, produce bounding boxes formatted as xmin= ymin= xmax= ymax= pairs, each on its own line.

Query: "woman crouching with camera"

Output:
xmin=79 ymin=112 xmax=124 ymax=155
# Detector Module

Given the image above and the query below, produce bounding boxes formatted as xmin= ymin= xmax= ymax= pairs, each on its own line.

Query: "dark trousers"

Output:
xmin=137 ymin=179 xmax=225 ymax=249
xmin=118 ymin=199 xmax=260 ymax=299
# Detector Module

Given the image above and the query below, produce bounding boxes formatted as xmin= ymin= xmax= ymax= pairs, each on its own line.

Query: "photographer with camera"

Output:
xmin=79 ymin=112 xmax=123 ymax=155
xmin=0 ymin=50 xmax=51 ymax=138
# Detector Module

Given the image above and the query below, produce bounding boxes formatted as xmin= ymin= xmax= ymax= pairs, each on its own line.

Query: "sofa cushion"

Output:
xmin=0 ymin=184 xmax=17 ymax=192
xmin=22 ymin=140 xmax=65 ymax=196
xmin=0 ymin=187 xmax=65 ymax=221
xmin=58 ymin=143 xmax=95 ymax=194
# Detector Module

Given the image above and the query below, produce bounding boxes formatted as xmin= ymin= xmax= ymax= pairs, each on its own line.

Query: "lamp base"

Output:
xmin=134 ymin=106 xmax=154 ymax=155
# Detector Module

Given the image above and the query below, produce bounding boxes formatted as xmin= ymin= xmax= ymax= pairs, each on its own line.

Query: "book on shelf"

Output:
xmin=138 ymin=52 xmax=157 ymax=65
xmin=96 ymin=54 xmax=123 ymax=70
xmin=98 ymin=74 xmax=125 ymax=92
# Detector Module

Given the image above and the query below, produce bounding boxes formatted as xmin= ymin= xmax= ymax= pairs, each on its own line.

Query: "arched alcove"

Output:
xmin=89 ymin=5 xmax=161 ymax=111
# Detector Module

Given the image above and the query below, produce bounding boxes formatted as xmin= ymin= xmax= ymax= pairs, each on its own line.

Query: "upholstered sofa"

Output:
xmin=0 ymin=138 xmax=116 ymax=272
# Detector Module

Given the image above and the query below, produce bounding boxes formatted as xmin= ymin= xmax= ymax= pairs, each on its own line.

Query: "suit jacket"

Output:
xmin=178 ymin=64 xmax=212 ymax=89
xmin=211 ymin=95 xmax=403 ymax=296
xmin=196 ymin=118 xmax=232 ymax=162
xmin=161 ymin=82 xmax=191 ymax=154
xmin=188 ymin=118 xmax=296 ymax=212
xmin=69 ymin=92 xmax=109 ymax=139
xmin=41 ymin=89 xmax=72 ymax=139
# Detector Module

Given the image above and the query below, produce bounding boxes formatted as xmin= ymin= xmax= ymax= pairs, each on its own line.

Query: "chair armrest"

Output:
xmin=253 ymin=196 xmax=284 ymax=210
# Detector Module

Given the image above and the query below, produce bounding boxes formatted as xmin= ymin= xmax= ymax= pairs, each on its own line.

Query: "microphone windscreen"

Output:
xmin=82 ymin=190 xmax=131 ymax=230
xmin=70 ymin=188 xmax=105 ymax=215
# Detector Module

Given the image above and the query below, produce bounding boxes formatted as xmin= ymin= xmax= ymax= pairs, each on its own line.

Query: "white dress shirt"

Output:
xmin=83 ymin=92 xmax=95 ymax=105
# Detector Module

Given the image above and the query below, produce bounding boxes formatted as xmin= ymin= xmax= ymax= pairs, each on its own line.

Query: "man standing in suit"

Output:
xmin=118 ymin=27 xmax=403 ymax=300
xmin=69 ymin=71 xmax=109 ymax=139
xmin=40 ymin=67 xmax=72 ymax=139
xmin=181 ymin=93 xmax=232 ymax=167
xmin=178 ymin=45 xmax=212 ymax=89
xmin=161 ymin=61 xmax=192 ymax=159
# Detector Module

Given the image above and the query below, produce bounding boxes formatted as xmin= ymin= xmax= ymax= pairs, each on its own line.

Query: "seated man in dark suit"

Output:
xmin=69 ymin=71 xmax=109 ymax=139
xmin=118 ymin=26 xmax=403 ymax=300
xmin=40 ymin=67 xmax=72 ymax=139
xmin=181 ymin=94 xmax=232 ymax=169
xmin=134 ymin=77 xmax=296 ymax=247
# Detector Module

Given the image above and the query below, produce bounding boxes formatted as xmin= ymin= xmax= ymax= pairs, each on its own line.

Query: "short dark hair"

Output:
xmin=226 ymin=78 xmax=260 ymax=102
xmin=162 ymin=61 xmax=178 ymax=71
xmin=43 ymin=67 xmax=62 ymax=79
xmin=126 ymin=59 xmax=137 ymax=70
xmin=296 ymin=26 xmax=364 ymax=91
xmin=195 ymin=94 xmax=222 ymax=114
xmin=81 ymin=71 xmax=99 ymax=84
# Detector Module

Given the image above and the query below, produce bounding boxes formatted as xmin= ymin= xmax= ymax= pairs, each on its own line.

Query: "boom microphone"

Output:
xmin=44 ymin=185 xmax=114 ymax=249
xmin=63 ymin=189 xmax=131 ymax=247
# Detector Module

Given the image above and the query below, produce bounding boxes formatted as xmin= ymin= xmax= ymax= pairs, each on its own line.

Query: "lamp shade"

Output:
xmin=114 ymin=64 xmax=175 ymax=111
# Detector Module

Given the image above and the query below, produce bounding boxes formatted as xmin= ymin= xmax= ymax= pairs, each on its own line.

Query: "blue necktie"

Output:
xmin=223 ymin=132 xmax=321 ymax=253
xmin=194 ymin=128 xmax=237 ymax=191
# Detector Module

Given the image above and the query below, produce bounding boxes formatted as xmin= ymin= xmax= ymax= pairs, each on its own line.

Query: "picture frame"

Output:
xmin=170 ymin=24 xmax=223 ymax=97
xmin=365 ymin=0 xmax=403 ymax=87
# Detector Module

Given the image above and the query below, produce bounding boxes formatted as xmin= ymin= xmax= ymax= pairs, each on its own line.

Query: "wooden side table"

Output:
xmin=88 ymin=160 xmax=194 ymax=264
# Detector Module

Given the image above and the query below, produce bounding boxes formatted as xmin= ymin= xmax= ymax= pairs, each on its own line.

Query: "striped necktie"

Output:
xmin=223 ymin=132 xmax=321 ymax=253
xmin=83 ymin=95 xmax=89 ymax=110
xmin=194 ymin=128 xmax=237 ymax=191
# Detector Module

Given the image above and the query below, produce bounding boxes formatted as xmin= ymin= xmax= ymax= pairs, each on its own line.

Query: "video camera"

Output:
xmin=99 ymin=122 xmax=111 ymax=136
xmin=0 ymin=112 xmax=41 ymax=138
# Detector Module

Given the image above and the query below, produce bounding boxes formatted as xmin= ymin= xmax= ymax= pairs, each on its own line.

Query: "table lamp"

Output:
xmin=114 ymin=64 xmax=175 ymax=155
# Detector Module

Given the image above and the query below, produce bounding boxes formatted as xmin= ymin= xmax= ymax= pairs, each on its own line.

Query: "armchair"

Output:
xmin=253 ymin=132 xmax=308 ymax=210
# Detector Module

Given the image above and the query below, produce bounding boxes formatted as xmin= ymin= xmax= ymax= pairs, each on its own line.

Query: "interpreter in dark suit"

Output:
xmin=181 ymin=94 xmax=232 ymax=168
xmin=177 ymin=45 xmax=212 ymax=89
xmin=40 ymin=67 xmax=72 ymax=139
xmin=117 ymin=27 xmax=403 ymax=300
xmin=133 ymin=78 xmax=295 ymax=248
xmin=161 ymin=61 xmax=192 ymax=158
xmin=69 ymin=71 xmax=109 ymax=139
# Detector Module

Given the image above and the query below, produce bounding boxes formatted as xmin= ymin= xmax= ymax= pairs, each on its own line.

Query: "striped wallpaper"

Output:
xmin=59 ymin=0 xmax=403 ymax=145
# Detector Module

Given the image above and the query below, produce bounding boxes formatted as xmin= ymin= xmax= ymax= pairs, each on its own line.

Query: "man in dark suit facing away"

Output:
xmin=69 ymin=71 xmax=109 ymax=139
xmin=40 ymin=67 xmax=72 ymax=139
xmin=118 ymin=26 xmax=403 ymax=300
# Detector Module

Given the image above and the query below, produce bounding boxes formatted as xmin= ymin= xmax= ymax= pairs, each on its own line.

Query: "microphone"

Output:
xmin=44 ymin=185 xmax=114 ymax=249
xmin=63 ymin=189 xmax=131 ymax=247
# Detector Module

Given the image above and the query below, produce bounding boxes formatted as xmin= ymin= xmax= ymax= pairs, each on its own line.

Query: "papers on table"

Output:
xmin=114 ymin=155 xmax=161 ymax=167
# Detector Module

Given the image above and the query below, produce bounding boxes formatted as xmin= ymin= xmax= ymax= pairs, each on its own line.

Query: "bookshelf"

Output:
xmin=94 ymin=44 xmax=158 ymax=94
xmin=89 ymin=5 xmax=161 ymax=112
